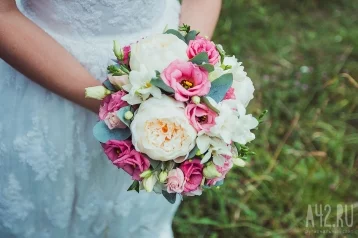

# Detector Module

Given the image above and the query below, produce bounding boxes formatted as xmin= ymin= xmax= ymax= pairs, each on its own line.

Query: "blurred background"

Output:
xmin=174 ymin=0 xmax=358 ymax=237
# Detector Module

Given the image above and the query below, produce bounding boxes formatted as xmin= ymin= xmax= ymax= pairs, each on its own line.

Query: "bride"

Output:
xmin=0 ymin=0 xmax=221 ymax=237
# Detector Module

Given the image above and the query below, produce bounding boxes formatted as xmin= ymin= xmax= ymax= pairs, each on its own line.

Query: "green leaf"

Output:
xmin=214 ymin=180 xmax=224 ymax=187
xmin=200 ymin=63 xmax=214 ymax=73
xmin=150 ymin=77 xmax=175 ymax=94
xmin=164 ymin=29 xmax=185 ymax=42
xmin=190 ymin=52 xmax=209 ymax=65
xmin=127 ymin=180 xmax=140 ymax=193
xmin=188 ymin=146 xmax=199 ymax=159
xmin=258 ymin=110 xmax=269 ymax=123
xmin=93 ymin=121 xmax=131 ymax=143
xmin=147 ymin=157 xmax=161 ymax=170
xmin=162 ymin=190 xmax=177 ymax=204
xmin=185 ymin=30 xmax=198 ymax=43
xmin=102 ymin=79 xmax=117 ymax=92
xmin=116 ymin=106 xmax=132 ymax=127
xmin=207 ymin=73 xmax=233 ymax=102
xmin=201 ymin=97 xmax=220 ymax=114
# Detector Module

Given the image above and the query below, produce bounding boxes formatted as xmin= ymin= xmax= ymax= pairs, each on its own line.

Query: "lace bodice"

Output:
xmin=19 ymin=0 xmax=169 ymax=39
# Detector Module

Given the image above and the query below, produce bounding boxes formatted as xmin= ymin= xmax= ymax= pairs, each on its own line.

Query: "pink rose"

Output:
xmin=185 ymin=103 xmax=217 ymax=132
xmin=206 ymin=155 xmax=233 ymax=186
xmin=104 ymin=112 xmax=127 ymax=129
xmin=102 ymin=139 xmax=132 ymax=162
xmin=161 ymin=60 xmax=210 ymax=102
xmin=187 ymin=36 xmax=220 ymax=65
xmin=223 ymin=87 xmax=236 ymax=100
xmin=166 ymin=168 xmax=186 ymax=193
xmin=99 ymin=90 xmax=128 ymax=120
xmin=180 ymin=159 xmax=204 ymax=192
xmin=113 ymin=150 xmax=150 ymax=181
xmin=122 ymin=45 xmax=131 ymax=65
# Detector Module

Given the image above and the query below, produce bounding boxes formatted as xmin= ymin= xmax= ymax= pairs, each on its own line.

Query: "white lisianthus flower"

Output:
xmin=130 ymin=95 xmax=197 ymax=161
xmin=218 ymin=56 xmax=255 ymax=107
xmin=207 ymin=98 xmax=259 ymax=145
xmin=121 ymin=64 xmax=161 ymax=105
xmin=196 ymin=132 xmax=232 ymax=166
xmin=130 ymin=34 xmax=189 ymax=73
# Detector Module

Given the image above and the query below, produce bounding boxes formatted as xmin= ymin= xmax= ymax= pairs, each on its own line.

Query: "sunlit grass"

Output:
xmin=174 ymin=0 xmax=358 ymax=237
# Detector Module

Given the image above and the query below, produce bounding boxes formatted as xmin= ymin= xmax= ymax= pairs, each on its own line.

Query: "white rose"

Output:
xmin=223 ymin=56 xmax=255 ymax=107
xmin=130 ymin=34 xmax=188 ymax=73
xmin=130 ymin=95 xmax=197 ymax=161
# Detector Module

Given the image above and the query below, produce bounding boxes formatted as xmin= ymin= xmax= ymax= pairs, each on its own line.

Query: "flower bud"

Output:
xmin=203 ymin=162 xmax=222 ymax=179
xmin=140 ymin=170 xmax=152 ymax=179
xmin=124 ymin=111 xmax=134 ymax=120
xmin=233 ymin=158 xmax=246 ymax=167
xmin=142 ymin=174 xmax=158 ymax=192
xmin=85 ymin=86 xmax=111 ymax=100
xmin=113 ymin=40 xmax=124 ymax=60
xmin=191 ymin=96 xmax=201 ymax=104
xmin=108 ymin=75 xmax=129 ymax=88
xmin=159 ymin=171 xmax=168 ymax=183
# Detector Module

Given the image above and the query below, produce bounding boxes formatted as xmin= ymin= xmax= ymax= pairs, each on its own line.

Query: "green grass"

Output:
xmin=174 ymin=0 xmax=358 ymax=237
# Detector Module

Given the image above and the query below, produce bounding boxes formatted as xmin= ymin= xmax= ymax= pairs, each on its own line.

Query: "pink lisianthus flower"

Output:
xmin=122 ymin=45 xmax=131 ymax=65
xmin=206 ymin=155 xmax=233 ymax=186
xmin=99 ymin=91 xmax=128 ymax=120
xmin=161 ymin=60 xmax=210 ymax=102
xmin=113 ymin=150 xmax=150 ymax=181
xmin=179 ymin=159 xmax=204 ymax=192
xmin=187 ymin=36 xmax=220 ymax=65
xmin=223 ymin=87 xmax=236 ymax=100
xmin=102 ymin=139 xmax=132 ymax=162
xmin=185 ymin=103 xmax=217 ymax=132
xmin=166 ymin=168 xmax=186 ymax=193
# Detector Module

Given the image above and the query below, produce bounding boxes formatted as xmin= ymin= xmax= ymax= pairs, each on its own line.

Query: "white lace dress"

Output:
xmin=0 ymin=1 xmax=181 ymax=237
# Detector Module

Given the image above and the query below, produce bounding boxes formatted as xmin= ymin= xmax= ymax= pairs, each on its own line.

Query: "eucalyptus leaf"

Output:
xmin=207 ymin=73 xmax=233 ymax=102
xmin=93 ymin=121 xmax=131 ymax=143
xmin=214 ymin=180 xmax=224 ymax=187
xmin=148 ymin=158 xmax=161 ymax=170
xmin=164 ymin=29 xmax=185 ymax=42
xmin=116 ymin=106 xmax=132 ymax=127
xmin=162 ymin=190 xmax=177 ymax=204
xmin=102 ymin=79 xmax=117 ymax=92
xmin=201 ymin=97 xmax=220 ymax=114
xmin=188 ymin=146 xmax=199 ymax=159
xmin=200 ymin=63 xmax=214 ymax=73
xmin=127 ymin=180 xmax=140 ymax=193
xmin=150 ymin=77 xmax=175 ymax=94
xmin=190 ymin=52 xmax=209 ymax=65
xmin=185 ymin=30 xmax=198 ymax=43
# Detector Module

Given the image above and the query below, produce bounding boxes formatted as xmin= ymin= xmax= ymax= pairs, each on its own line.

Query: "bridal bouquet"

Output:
xmin=85 ymin=25 xmax=263 ymax=203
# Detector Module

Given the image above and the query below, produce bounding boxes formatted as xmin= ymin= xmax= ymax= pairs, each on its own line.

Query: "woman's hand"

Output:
xmin=180 ymin=0 xmax=222 ymax=39
xmin=0 ymin=1 xmax=101 ymax=114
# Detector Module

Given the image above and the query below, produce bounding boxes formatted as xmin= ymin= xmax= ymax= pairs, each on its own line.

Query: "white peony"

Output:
xmin=121 ymin=64 xmax=161 ymax=105
xmin=208 ymin=98 xmax=259 ymax=145
xmin=130 ymin=34 xmax=189 ymax=73
xmin=130 ymin=95 xmax=197 ymax=161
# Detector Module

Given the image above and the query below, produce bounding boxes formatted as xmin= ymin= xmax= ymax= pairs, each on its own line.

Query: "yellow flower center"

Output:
xmin=180 ymin=80 xmax=194 ymax=89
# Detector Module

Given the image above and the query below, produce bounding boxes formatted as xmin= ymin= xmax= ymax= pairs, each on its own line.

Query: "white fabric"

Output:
xmin=0 ymin=0 xmax=181 ymax=237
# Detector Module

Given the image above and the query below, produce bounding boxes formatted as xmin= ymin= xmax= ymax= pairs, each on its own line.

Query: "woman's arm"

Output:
xmin=180 ymin=0 xmax=222 ymax=39
xmin=0 ymin=2 xmax=101 ymax=113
